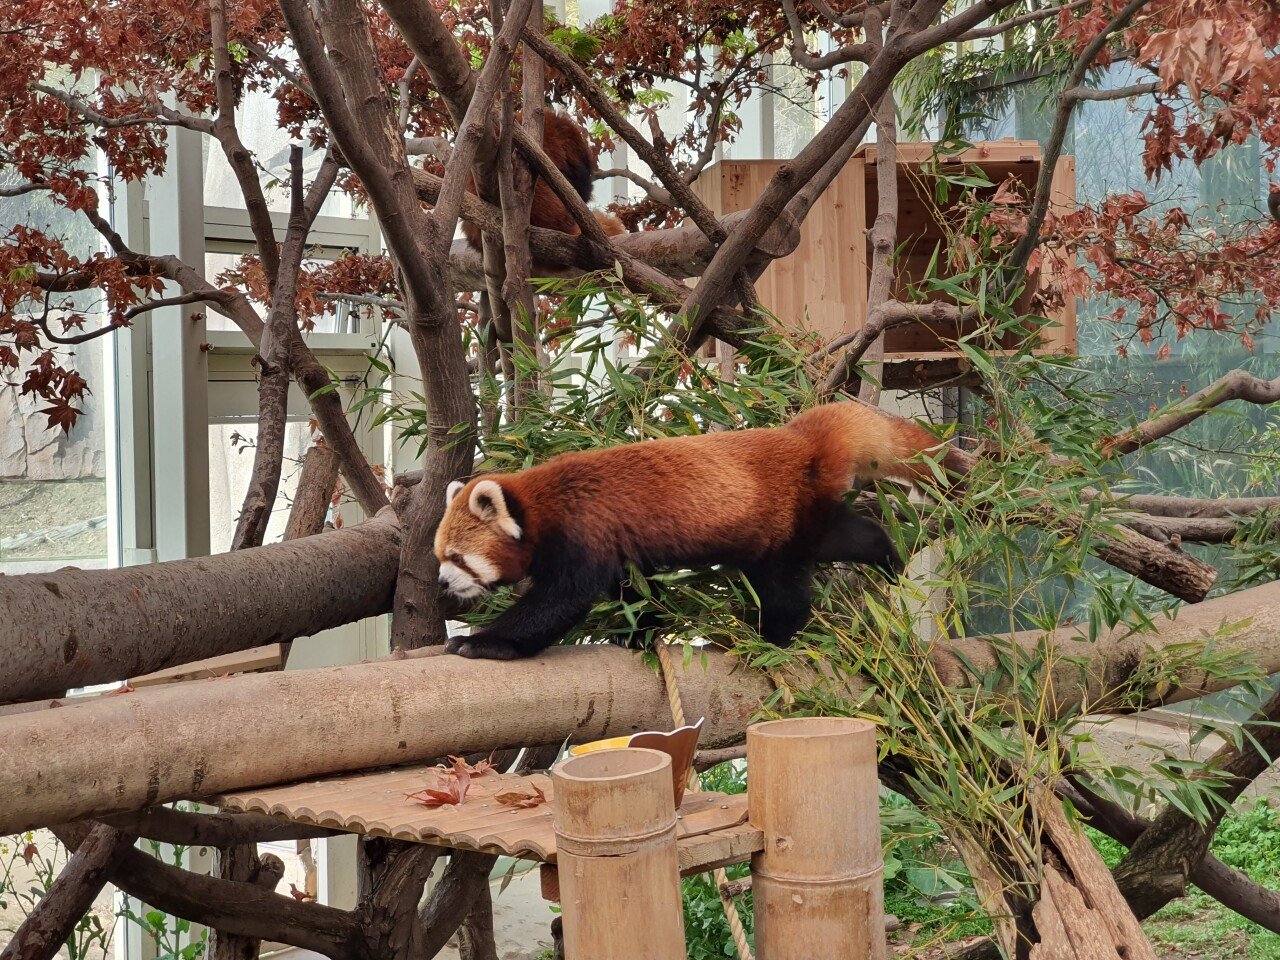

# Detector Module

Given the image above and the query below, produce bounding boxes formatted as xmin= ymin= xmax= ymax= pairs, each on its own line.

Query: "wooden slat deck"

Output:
xmin=212 ymin=763 xmax=763 ymax=873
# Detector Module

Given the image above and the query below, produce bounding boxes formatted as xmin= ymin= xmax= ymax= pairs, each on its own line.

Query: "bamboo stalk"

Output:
xmin=552 ymin=748 xmax=686 ymax=960
xmin=748 ymin=717 xmax=886 ymax=960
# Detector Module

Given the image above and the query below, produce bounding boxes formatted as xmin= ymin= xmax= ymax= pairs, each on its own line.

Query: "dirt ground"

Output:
xmin=0 ymin=479 xmax=107 ymax=565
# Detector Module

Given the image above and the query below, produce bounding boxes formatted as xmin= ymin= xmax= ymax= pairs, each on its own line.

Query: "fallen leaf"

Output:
xmin=495 ymin=784 xmax=547 ymax=809
xmin=448 ymin=754 xmax=496 ymax=778
xmin=408 ymin=773 xmax=469 ymax=807
xmin=21 ymin=843 xmax=38 ymax=865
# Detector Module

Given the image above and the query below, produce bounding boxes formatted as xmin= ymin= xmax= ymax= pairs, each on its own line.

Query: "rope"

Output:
xmin=653 ymin=642 xmax=754 ymax=960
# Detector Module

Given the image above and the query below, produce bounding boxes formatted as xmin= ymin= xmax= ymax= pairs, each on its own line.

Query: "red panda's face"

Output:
xmin=434 ymin=478 xmax=531 ymax=600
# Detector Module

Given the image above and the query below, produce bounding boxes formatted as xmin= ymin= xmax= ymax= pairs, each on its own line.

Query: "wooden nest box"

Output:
xmin=692 ymin=139 xmax=1077 ymax=387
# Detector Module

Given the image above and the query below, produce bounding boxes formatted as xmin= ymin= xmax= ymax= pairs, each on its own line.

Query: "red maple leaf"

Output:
xmin=407 ymin=773 xmax=469 ymax=807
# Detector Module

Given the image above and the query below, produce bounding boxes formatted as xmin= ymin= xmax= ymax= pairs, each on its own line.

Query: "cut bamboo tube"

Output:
xmin=748 ymin=717 xmax=886 ymax=960
xmin=552 ymin=747 xmax=686 ymax=960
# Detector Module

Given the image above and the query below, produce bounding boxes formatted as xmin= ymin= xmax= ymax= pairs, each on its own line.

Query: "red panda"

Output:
xmin=433 ymin=402 xmax=962 ymax=660
xmin=461 ymin=111 xmax=624 ymax=252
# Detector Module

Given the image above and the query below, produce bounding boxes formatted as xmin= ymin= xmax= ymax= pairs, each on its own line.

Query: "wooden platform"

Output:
xmin=213 ymin=763 xmax=763 ymax=875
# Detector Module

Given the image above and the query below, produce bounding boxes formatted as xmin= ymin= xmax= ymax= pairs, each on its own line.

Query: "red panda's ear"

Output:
xmin=446 ymin=479 xmax=466 ymax=505
xmin=469 ymin=479 xmax=522 ymax=540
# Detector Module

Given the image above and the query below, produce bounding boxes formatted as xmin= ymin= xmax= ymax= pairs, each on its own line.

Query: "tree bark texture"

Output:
xmin=208 ymin=847 xmax=287 ymax=960
xmin=3 ymin=577 xmax=1280 ymax=833
xmin=0 ymin=516 xmax=401 ymax=703
xmin=284 ymin=443 xmax=341 ymax=541
xmin=1111 ymin=686 xmax=1280 ymax=919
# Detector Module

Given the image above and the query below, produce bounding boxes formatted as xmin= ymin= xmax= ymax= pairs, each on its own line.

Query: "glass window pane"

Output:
xmin=0 ymin=182 xmax=111 ymax=575
xmin=202 ymin=88 xmax=355 ymax=219
xmin=208 ymin=418 xmax=320 ymax=554
xmin=204 ymin=249 xmax=364 ymax=335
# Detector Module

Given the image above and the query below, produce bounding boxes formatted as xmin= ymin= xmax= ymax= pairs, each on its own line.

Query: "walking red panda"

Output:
xmin=434 ymin=402 xmax=962 ymax=660
xmin=460 ymin=111 xmax=624 ymax=252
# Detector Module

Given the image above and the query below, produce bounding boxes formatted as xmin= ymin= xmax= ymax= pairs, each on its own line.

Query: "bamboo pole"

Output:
xmin=748 ymin=717 xmax=886 ymax=960
xmin=552 ymin=748 xmax=686 ymax=960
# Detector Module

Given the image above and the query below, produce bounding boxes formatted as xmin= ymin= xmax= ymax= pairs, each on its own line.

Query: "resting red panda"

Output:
xmin=433 ymin=402 xmax=962 ymax=660
xmin=461 ymin=111 xmax=624 ymax=251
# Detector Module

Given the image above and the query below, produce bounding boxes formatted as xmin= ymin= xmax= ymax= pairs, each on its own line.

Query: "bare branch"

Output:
xmin=1068 ymin=782 xmax=1280 ymax=937
xmin=33 ymin=85 xmax=212 ymax=134
xmin=102 ymin=806 xmax=335 ymax=846
xmin=404 ymin=135 xmax=453 ymax=161
xmin=1101 ymin=370 xmax=1280 ymax=459
xmin=859 ymin=9 xmax=897 ymax=407
xmin=1071 ymin=81 xmax=1161 ymax=101
xmin=0 ymin=181 xmax=48 ymax=198
xmin=1088 ymin=493 xmax=1280 ymax=519
xmin=52 ymin=824 xmax=361 ymax=959
xmin=210 ymin=0 xmax=281 ymax=285
xmin=1006 ymin=0 xmax=1155 ymax=281
xmin=594 ymin=166 xmax=674 ymax=206
xmin=123 ymin=292 xmax=212 ymax=321
xmin=32 ymin=315 xmax=125 ymax=346
xmin=397 ymin=55 xmax=421 ymax=130
xmin=1113 ymin=686 xmax=1280 ymax=917
xmin=284 ymin=443 xmax=342 ymax=541
xmin=821 ymin=302 xmax=978 ymax=397
xmin=956 ymin=0 xmax=1089 ymax=42
xmin=781 ymin=0 xmax=874 ymax=69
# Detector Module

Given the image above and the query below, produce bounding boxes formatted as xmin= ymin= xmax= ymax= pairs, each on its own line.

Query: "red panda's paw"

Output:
xmin=445 ymin=635 xmax=526 ymax=660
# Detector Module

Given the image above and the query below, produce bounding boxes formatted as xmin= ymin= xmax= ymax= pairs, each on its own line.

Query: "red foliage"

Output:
xmin=1046 ymin=191 xmax=1279 ymax=353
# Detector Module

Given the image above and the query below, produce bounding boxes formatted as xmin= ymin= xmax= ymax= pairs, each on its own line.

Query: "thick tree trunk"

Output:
xmin=0 ymin=516 xmax=400 ymax=704
xmin=3 ymin=578 xmax=1280 ymax=833
xmin=208 ymin=848 xmax=287 ymax=960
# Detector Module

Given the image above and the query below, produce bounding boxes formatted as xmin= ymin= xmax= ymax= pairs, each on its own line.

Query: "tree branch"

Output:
xmin=430 ymin=0 xmax=537 ymax=253
xmin=231 ymin=145 xmax=317 ymax=551
xmin=956 ymin=0 xmax=1089 ymax=42
xmin=1101 ymin=371 xmax=1280 ymax=459
xmin=859 ymin=15 xmax=897 ymax=406
xmin=0 ymin=824 xmax=135 ymax=960
xmin=101 ymin=807 xmax=335 ymax=847
xmin=52 ymin=824 xmax=362 ymax=960
xmin=209 ymin=0 xmax=281 ymax=286
xmin=1111 ymin=686 xmax=1280 ymax=918
xmin=33 ymin=85 xmax=212 ymax=133
xmin=1006 ymin=0 xmax=1154 ymax=282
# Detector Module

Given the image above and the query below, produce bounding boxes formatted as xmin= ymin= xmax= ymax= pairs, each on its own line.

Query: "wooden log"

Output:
xmin=0 ymin=515 xmax=401 ymax=704
xmin=0 ymin=645 xmax=769 ymax=835
xmin=2 ymin=578 xmax=1280 ymax=833
xmin=748 ymin=717 xmax=886 ymax=960
xmin=552 ymin=748 xmax=686 ymax=960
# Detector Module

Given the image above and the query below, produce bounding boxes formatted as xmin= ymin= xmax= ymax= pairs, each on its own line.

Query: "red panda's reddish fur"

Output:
xmin=434 ymin=403 xmax=962 ymax=660
xmin=460 ymin=112 xmax=624 ymax=251
xmin=441 ymin=403 xmax=945 ymax=579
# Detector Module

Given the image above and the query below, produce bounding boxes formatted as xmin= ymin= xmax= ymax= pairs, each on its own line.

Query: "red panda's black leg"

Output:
xmin=812 ymin=502 xmax=904 ymax=578
xmin=741 ymin=560 xmax=814 ymax=647
xmin=446 ymin=538 xmax=621 ymax=660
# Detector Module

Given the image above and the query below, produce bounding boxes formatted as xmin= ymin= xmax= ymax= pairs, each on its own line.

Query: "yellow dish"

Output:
xmin=568 ymin=735 xmax=635 ymax=755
